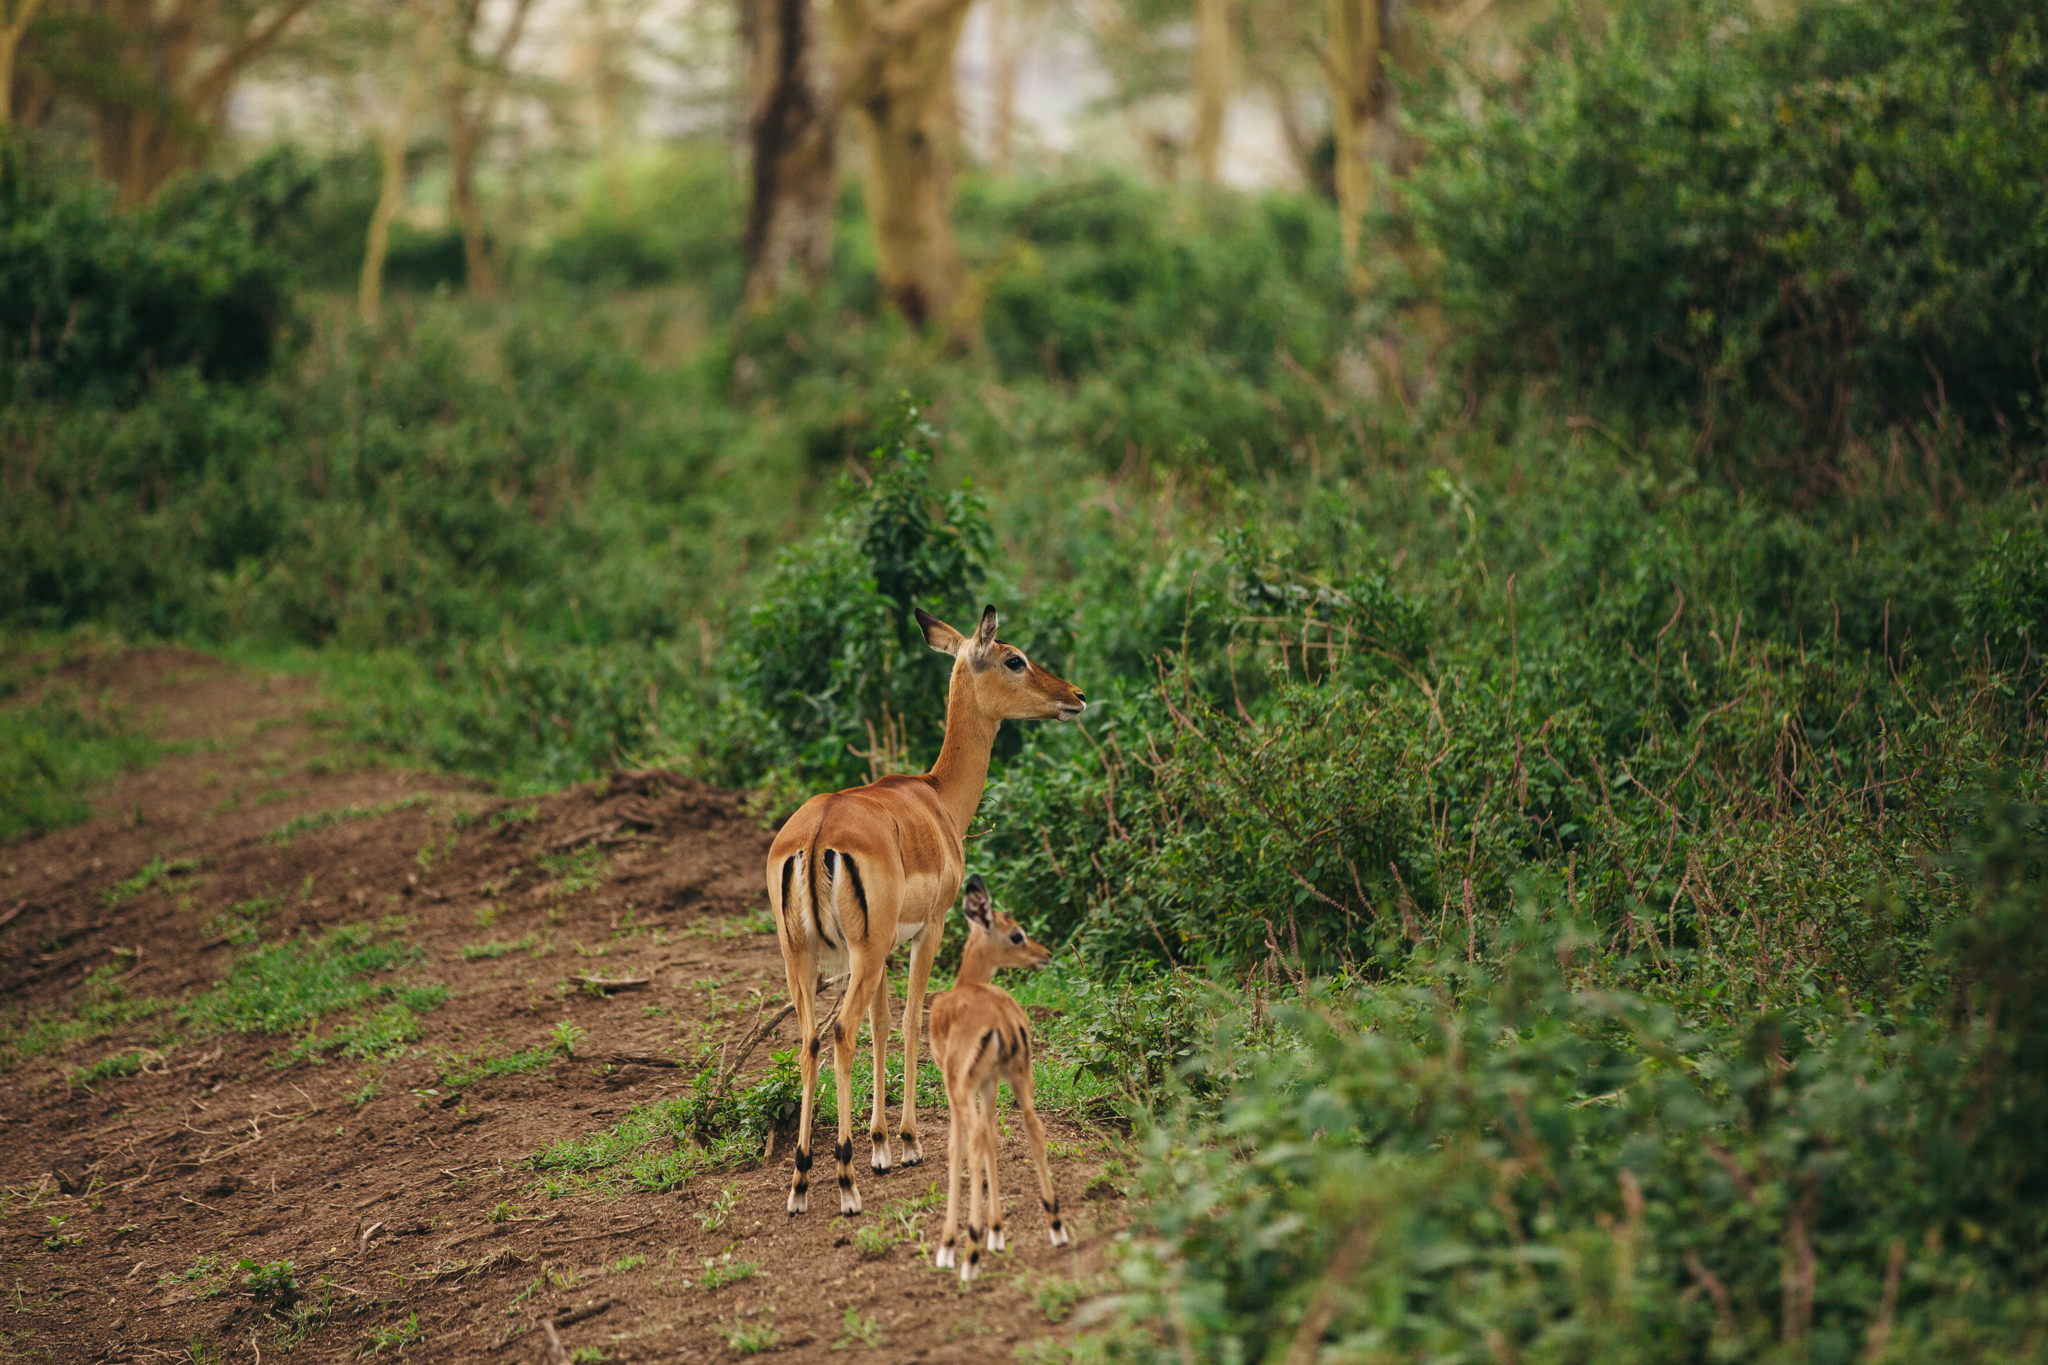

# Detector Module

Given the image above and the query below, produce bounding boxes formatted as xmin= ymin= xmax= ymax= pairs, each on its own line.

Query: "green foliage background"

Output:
xmin=4 ymin=0 xmax=2048 ymax=1357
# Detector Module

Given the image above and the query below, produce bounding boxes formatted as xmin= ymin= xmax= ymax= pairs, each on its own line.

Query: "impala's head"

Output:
xmin=961 ymin=875 xmax=1052 ymax=973
xmin=917 ymin=604 xmax=1085 ymax=723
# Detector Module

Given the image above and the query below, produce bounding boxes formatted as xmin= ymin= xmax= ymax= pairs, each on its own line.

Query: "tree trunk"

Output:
xmin=742 ymin=0 xmax=836 ymax=308
xmin=1323 ymin=0 xmax=1379 ymax=279
xmin=444 ymin=0 xmax=533 ymax=296
xmin=987 ymin=0 xmax=1014 ymax=175
xmin=447 ymin=110 xmax=494 ymax=294
xmin=1191 ymin=0 xmax=1231 ymax=184
xmin=83 ymin=0 xmax=316 ymax=206
xmin=360 ymin=117 xmax=408 ymax=325
xmin=0 ymin=0 xmax=47 ymax=128
xmin=835 ymin=0 xmax=975 ymax=346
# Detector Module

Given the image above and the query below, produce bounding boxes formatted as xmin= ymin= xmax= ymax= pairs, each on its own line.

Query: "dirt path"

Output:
xmin=0 ymin=647 xmax=1126 ymax=1364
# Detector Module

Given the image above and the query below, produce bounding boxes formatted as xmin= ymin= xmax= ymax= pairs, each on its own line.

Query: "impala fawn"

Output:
xmin=766 ymin=605 xmax=1084 ymax=1216
xmin=930 ymin=875 xmax=1069 ymax=1281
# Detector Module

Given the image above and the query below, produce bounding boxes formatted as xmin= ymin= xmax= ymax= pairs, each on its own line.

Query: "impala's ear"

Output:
xmin=962 ymin=875 xmax=993 ymax=929
xmin=917 ymin=607 xmax=965 ymax=656
xmin=973 ymin=604 xmax=1000 ymax=653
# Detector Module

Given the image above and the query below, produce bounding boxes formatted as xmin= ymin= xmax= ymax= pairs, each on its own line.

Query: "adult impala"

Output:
xmin=767 ymin=604 xmax=1084 ymax=1215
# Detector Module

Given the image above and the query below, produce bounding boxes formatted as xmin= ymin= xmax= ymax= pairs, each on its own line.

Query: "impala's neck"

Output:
xmin=926 ymin=660 xmax=999 ymax=836
xmin=955 ymin=934 xmax=1000 ymax=988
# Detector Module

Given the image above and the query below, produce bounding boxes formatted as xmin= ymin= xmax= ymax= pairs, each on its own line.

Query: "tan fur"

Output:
xmin=929 ymin=876 xmax=1067 ymax=1280
xmin=766 ymin=605 xmax=1083 ymax=1216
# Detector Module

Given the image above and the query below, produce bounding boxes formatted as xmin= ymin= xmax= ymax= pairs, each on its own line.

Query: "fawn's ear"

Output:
xmin=973 ymin=604 xmax=1000 ymax=653
xmin=918 ymin=607 xmax=965 ymax=656
xmin=962 ymin=875 xmax=994 ymax=929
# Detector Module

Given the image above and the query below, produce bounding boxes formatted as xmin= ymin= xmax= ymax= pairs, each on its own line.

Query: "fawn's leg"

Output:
xmin=1013 ymin=1064 xmax=1068 ymax=1246
xmin=935 ymin=1080 xmax=965 ymax=1270
xmin=978 ymin=1077 xmax=1005 ymax=1252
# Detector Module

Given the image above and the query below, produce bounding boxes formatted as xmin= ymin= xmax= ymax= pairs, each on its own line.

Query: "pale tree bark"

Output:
xmin=1322 ymin=0 xmax=1379 ymax=278
xmin=358 ymin=0 xmax=444 ymax=324
xmin=1190 ymin=0 xmax=1231 ymax=183
xmin=987 ymin=0 xmax=1013 ymax=174
xmin=575 ymin=0 xmax=651 ymax=203
xmin=833 ymin=0 xmax=977 ymax=347
xmin=445 ymin=0 xmax=534 ymax=296
xmin=87 ymin=0 xmax=317 ymax=206
xmin=0 ymin=0 xmax=46 ymax=127
xmin=742 ymin=0 xmax=836 ymax=308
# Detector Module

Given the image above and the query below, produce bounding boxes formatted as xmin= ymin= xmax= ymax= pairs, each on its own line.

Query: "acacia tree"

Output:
xmin=444 ymin=0 xmax=533 ymax=295
xmin=347 ymin=0 xmax=450 ymax=323
xmin=84 ymin=0 xmax=316 ymax=205
xmin=1320 ymin=0 xmax=1411 ymax=278
xmin=741 ymin=0 xmax=835 ymax=308
xmin=831 ymin=0 xmax=979 ymax=346
xmin=1190 ymin=0 xmax=1231 ymax=182
xmin=0 ymin=0 xmax=46 ymax=124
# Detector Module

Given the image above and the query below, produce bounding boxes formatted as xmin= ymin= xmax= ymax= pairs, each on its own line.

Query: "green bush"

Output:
xmin=0 ymin=140 xmax=308 ymax=401
xmin=535 ymin=143 xmax=744 ymax=300
xmin=1411 ymin=0 xmax=2048 ymax=444
xmin=700 ymin=404 xmax=992 ymax=791
xmin=0 ymin=683 xmax=161 ymax=840
xmin=1120 ymin=796 xmax=2048 ymax=1363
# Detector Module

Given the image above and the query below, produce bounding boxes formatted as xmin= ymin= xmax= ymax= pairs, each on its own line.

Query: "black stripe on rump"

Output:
xmin=967 ymin=1029 xmax=997 ymax=1074
xmin=808 ymin=819 xmax=835 ymax=949
xmin=841 ymin=853 xmax=869 ymax=936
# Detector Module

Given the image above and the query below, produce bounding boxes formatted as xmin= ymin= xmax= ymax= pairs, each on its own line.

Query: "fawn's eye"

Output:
xmin=1005 ymin=655 xmax=1025 ymax=672
xmin=1010 ymin=932 xmax=1024 ymax=945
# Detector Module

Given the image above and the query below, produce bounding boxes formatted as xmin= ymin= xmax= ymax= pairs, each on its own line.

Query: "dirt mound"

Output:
xmin=0 ymin=649 xmax=1124 ymax=1363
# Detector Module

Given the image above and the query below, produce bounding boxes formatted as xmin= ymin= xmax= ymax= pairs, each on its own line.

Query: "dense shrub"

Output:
xmin=0 ymin=141 xmax=308 ymax=400
xmin=1412 ymin=0 xmax=2048 ymax=444
xmin=535 ymin=142 xmax=745 ymax=301
xmin=1119 ymin=794 xmax=2048 ymax=1363
xmin=701 ymin=405 xmax=994 ymax=792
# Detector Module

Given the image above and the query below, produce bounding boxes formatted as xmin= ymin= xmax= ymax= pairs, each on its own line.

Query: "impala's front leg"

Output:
xmin=831 ymin=952 xmax=885 ymax=1215
xmin=897 ymin=927 xmax=942 ymax=1165
xmin=866 ymin=967 xmax=892 ymax=1173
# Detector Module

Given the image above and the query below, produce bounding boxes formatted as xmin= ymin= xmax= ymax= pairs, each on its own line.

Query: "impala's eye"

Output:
xmin=1010 ymin=932 xmax=1024 ymax=944
xmin=1005 ymin=655 xmax=1025 ymax=672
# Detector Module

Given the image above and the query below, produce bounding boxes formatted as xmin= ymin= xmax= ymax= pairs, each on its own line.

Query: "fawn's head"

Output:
xmin=959 ymin=874 xmax=1052 ymax=976
xmin=918 ymin=605 xmax=1085 ymax=723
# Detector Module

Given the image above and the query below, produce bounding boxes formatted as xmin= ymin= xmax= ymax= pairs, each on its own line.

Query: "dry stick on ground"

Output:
xmin=548 ymin=1297 xmax=615 ymax=1328
xmin=542 ymin=1223 xmax=656 ymax=1247
xmin=687 ymin=984 xmax=837 ymax=1144
xmin=568 ymin=975 xmax=651 ymax=992
xmin=540 ymin=1320 xmax=571 ymax=1365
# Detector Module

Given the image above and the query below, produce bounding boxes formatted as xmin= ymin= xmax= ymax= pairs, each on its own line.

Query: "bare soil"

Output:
xmin=0 ymin=647 xmax=1127 ymax=1364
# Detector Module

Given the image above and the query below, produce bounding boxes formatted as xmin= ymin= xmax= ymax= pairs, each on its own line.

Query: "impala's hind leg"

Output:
xmin=1013 ymin=1061 xmax=1067 ymax=1246
xmin=776 ymin=856 xmax=819 ymax=1217
xmin=963 ymin=1088 xmax=987 ymax=1283
xmin=897 ymin=926 xmax=941 ymax=1165
xmin=867 ymin=968 xmax=893 ymax=1173
xmin=830 ymin=947 xmax=886 ymax=1215
xmin=977 ymin=1077 xmax=1005 ymax=1252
